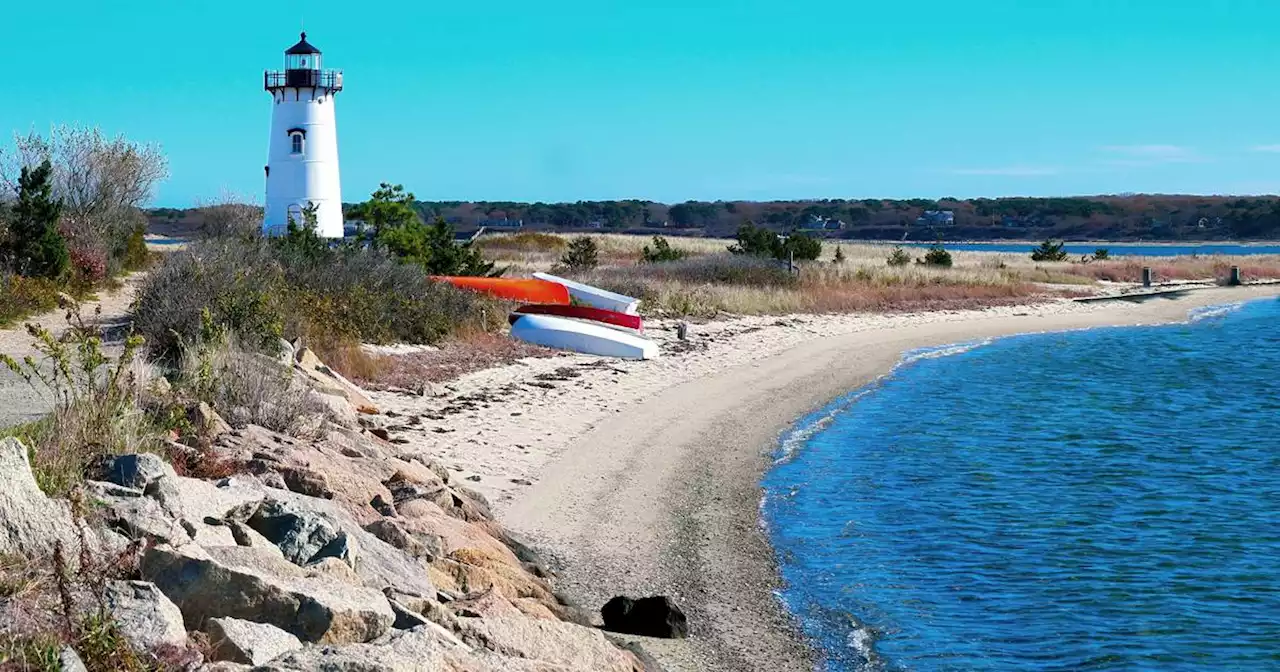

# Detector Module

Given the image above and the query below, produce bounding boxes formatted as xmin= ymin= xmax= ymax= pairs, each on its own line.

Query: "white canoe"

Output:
xmin=532 ymin=272 xmax=641 ymax=315
xmin=511 ymin=314 xmax=659 ymax=360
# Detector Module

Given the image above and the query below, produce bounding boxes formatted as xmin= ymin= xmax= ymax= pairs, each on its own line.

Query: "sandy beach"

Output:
xmin=368 ymin=284 xmax=1280 ymax=671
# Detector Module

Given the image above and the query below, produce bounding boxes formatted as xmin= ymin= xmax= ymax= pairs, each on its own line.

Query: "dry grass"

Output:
xmin=355 ymin=333 xmax=556 ymax=391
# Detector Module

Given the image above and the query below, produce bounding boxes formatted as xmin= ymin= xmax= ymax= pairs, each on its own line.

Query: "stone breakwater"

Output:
xmin=0 ymin=398 xmax=650 ymax=670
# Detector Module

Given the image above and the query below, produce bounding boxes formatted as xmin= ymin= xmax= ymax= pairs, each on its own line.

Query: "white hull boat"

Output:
xmin=532 ymin=272 xmax=641 ymax=315
xmin=511 ymin=314 xmax=659 ymax=360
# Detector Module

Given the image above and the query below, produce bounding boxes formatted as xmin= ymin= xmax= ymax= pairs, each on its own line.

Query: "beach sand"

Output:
xmin=370 ymin=285 xmax=1280 ymax=671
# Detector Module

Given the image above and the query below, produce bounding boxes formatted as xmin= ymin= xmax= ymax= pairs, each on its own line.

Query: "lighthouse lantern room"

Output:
xmin=263 ymin=32 xmax=344 ymax=238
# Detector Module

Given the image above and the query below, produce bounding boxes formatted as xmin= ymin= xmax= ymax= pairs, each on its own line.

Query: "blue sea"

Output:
xmin=897 ymin=242 xmax=1280 ymax=257
xmin=763 ymin=299 xmax=1280 ymax=671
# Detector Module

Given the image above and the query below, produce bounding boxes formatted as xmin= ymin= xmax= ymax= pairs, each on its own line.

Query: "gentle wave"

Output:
xmin=1186 ymin=301 xmax=1244 ymax=322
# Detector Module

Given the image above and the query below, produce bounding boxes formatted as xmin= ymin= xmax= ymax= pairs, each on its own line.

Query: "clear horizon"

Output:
xmin=5 ymin=1 xmax=1280 ymax=208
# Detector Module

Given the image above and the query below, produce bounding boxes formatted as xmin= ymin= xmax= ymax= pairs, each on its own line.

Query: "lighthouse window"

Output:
xmin=290 ymin=133 xmax=304 ymax=155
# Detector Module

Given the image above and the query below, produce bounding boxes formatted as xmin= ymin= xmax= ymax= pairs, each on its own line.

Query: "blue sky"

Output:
xmin=4 ymin=0 xmax=1280 ymax=206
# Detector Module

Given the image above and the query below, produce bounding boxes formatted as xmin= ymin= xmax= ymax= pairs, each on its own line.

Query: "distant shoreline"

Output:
xmin=483 ymin=285 xmax=1280 ymax=671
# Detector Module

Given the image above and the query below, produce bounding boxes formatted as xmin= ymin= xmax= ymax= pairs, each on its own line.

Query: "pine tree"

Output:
xmin=3 ymin=160 xmax=69 ymax=279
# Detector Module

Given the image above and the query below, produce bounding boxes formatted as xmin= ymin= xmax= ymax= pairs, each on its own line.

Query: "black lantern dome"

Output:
xmin=265 ymin=32 xmax=343 ymax=92
xmin=286 ymin=32 xmax=321 ymax=56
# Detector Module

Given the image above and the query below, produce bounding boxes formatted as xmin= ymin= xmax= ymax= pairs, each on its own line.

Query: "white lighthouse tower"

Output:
xmin=263 ymin=32 xmax=344 ymax=238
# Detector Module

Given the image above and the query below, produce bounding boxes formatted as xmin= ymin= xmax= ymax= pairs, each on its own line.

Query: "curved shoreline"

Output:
xmin=498 ymin=285 xmax=1280 ymax=671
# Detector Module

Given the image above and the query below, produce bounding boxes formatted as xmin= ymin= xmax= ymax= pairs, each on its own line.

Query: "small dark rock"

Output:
xmin=100 ymin=453 xmax=172 ymax=490
xmin=601 ymin=595 xmax=688 ymax=639
xmin=465 ymin=475 xmax=481 ymax=482
xmin=369 ymin=427 xmax=391 ymax=441
xmin=370 ymin=494 xmax=397 ymax=517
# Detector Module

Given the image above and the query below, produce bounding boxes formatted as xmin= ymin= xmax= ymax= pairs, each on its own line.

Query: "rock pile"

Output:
xmin=0 ymin=357 xmax=647 ymax=670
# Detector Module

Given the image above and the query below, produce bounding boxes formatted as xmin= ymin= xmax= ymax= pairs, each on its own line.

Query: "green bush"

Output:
xmin=728 ymin=222 xmax=822 ymax=261
xmin=560 ymin=236 xmax=599 ymax=270
xmin=641 ymin=236 xmax=686 ymax=263
xmin=1031 ymin=239 xmax=1069 ymax=262
xmin=918 ymin=244 xmax=953 ymax=268
xmin=1093 ymin=247 xmax=1110 ymax=261
xmin=886 ymin=246 xmax=912 ymax=267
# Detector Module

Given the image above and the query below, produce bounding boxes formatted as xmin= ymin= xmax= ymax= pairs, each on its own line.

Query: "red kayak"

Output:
xmin=431 ymin=277 xmax=570 ymax=305
xmin=508 ymin=304 xmax=643 ymax=331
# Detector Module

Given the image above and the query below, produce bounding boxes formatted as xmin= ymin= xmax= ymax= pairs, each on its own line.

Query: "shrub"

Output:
xmin=783 ymin=233 xmax=823 ymax=262
xmin=178 ymin=329 xmax=328 ymax=437
xmin=886 ymin=246 xmax=911 ymax=267
xmin=133 ymin=238 xmax=286 ymax=360
xmin=918 ymin=244 xmax=953 ymax=268
xmin=728 ymin=222 xmax=778 ymax=257
xmin=134 ymin=238 xmax=502 ymax=363
xmin=1031 ymin=239 xmax=1069 ymax=262
xmin=2 ymin=160 xmax=69 ymax=280
xmin=641 ymin=236 xmax=686 ymax=263
xmin=833 ymin=247 xmax=846 ymax=265
xmin=560 ymin=236 xmax=599 ymax=271
xmin=0 ymin=274 xmax=61 ymax=327
xmin=0 ymin=304 xmax=155 ymax=497
xmin=120 ymin=226 xmax=151 ymax=272
xmin=728 ymin=222 xmax=822 ymax=261
xmin=1093 ymin=247 xmax=1110 ymax=261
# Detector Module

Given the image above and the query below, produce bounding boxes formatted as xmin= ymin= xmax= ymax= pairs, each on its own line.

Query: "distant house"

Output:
xmin=916 ymin=210 xmax=955 ymax=226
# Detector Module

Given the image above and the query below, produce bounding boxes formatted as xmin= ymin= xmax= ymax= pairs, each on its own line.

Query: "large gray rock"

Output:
xmin=174 ymin=477 xmax=434 ymax=597
xmin=452 ymin=616 xmax=645 ymax=672
xmin=253 ymin=626 xmax=549 ymax=672
xmin=141 ymin=543 xmax=394 ymax=644
xmin=84 ymin=481 xmax=191 ymax=546
xmin=204 ymin=617 xmax=302 ymax=665
xmin=100 ymin=453 xmax=175 ymax=490
xmin=247 ymin=499 xmax=349 ymax=568
xmin=0 ymin=438 xmax=91 ymax=561
xmin=102 ymin=580 xmax=188 ymax=650
xmin=363 ymin=518 xmax=441 ymax=561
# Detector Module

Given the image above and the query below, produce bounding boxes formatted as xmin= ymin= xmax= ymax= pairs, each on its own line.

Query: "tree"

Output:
xmin=641 ymin=236 xmax=686 ymax=263
xmin=560 ymin=236 xmax=599 ymax=271
xmin=1031 ymin=239 xmax=1068 ymax=262
xmin=347 ymin=183 xmax=418 ymax=236
xmin=886 ymin=246 xmax=911 ymax=267
xmin=1093 ymin=247 xmax=1110 ymax=260
xmin=2 ymin=160 xmax=69 ymax=279
xmin=833 ymin=246 xmax=846 ymax=264
xmin=378 ymin=216 xmax=498 ymax=277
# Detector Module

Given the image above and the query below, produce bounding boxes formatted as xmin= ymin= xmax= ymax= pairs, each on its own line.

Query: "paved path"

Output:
xmin=0 ymin=274 xmax=145 ymax=428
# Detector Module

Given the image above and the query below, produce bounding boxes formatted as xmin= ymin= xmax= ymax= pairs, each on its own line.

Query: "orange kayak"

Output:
xmin=431 ymin=276 xmax=570 ymax=305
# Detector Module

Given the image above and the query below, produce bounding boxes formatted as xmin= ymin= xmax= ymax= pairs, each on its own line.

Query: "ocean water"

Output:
xmin=897 ymin=242 xmax=1280 ymax=256
xmin=763 ymin=299 xmax=1280 ymax=671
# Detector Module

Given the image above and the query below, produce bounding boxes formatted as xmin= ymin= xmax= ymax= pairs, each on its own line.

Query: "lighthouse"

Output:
xmin=263 ymin=32 xmax=344 ymax=238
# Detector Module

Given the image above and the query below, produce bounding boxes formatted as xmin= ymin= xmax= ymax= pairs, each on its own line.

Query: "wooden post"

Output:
xmin=677 ymin=321 xmax=688 ymax=341
xmin=1229 ymin=265 xmax=1242 ymax=286
xmin=1142 ymin=267 xmax=1152 ymax=288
